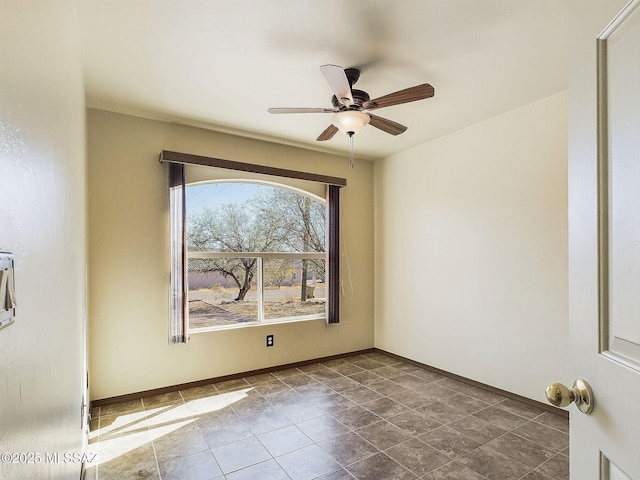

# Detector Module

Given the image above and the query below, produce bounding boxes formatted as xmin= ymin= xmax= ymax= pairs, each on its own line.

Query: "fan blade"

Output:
xmin=320 ymin=64 xmax=354 ymax=106
xmin=365 ymin=83 xmax=435 ymax=110
xmin=268 ymin=107 xmax=336 ymax=114
xmin=368 ymin=114 xmax=408 ymax=136
xmin=316 ymin=124 xmax=339 ymax=141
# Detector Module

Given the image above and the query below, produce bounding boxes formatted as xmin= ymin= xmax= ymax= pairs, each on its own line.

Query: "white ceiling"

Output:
xmin=77 ymin=0 xmax=568 ymax=160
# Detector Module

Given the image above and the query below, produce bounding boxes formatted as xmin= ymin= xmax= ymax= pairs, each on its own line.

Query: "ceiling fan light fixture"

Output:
xmin=332 ymin=110 xmax=370 ymax=136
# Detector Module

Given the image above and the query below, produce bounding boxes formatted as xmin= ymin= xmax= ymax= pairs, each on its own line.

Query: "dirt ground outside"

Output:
xmin=188 ymin=285 xmax=326 ymax=329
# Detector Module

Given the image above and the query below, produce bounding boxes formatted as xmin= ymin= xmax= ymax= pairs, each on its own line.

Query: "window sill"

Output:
xmin=189 ymin=314 xmax=327 ymax=334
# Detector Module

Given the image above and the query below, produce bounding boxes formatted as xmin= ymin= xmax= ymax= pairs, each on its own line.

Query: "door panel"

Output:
xmin=610 ymin=464 xmax=633 ymax=480
xmin=600 ymin=0 xmax=640 ymax=370
xmin=603 ymin=454 xmax=634 ymax=480
xmin=568 ymin=0 xmax=640 ymax=478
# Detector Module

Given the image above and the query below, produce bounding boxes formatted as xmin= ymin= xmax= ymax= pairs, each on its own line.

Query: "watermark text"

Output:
xmin=1 ymin=452 xmax=97 ymax=464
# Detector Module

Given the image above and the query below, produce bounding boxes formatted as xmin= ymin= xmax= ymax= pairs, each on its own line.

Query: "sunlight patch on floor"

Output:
xmin=92 ymin=388 xmax=253 ymax=465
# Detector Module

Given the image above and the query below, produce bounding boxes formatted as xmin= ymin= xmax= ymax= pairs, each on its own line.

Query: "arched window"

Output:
xmin=163 ymin=150 xmax=345 ymax=342
xmin=186 ymin=182 xmax=326 ymax=330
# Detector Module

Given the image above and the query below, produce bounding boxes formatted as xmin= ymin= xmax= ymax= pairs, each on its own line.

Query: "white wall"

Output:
xmin=374 ymin=92 xmax=568 ymax=402
xmin=88 ymin=110 xmax=375 ymax=400
xmin=0 ymin=1 xmax=87 ymax=478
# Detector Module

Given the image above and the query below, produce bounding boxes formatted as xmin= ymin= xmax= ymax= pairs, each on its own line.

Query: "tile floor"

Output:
xmin=88 ymin=352 xmax=569 ymax=480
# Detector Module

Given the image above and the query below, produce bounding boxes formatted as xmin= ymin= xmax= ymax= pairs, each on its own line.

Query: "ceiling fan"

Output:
xmin=268 ymin=64 xmax=435 ymax=142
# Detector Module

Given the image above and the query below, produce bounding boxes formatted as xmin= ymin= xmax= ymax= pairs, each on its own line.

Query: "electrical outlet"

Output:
xmin=266 ymin=334 xmax=274 ymax=347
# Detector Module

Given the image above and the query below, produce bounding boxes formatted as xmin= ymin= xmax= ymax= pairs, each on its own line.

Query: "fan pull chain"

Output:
xmin=349 ymin=133 xmax=355 ymax=169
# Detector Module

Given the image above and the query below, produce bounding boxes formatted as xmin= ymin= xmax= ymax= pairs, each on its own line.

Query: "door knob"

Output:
xmin=545 ymin=378 xmax=594 ymax=414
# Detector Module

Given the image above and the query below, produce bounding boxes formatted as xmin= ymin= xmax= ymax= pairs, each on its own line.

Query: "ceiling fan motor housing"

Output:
xmin=331 ymin=89 xmax=371 ymax=109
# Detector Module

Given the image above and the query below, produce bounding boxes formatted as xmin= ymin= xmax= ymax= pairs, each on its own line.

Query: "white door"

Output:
xmin=568 ymin=0 xmax=640 ymax=478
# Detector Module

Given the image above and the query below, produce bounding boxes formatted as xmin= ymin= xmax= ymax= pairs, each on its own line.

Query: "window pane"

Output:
xmin=187 ymin=183 xmax=325 ymax=254
xmin=188 ymin=257 xmax=258 ymax=328
xmin=263 ymin=258 xmax=326 ymax=321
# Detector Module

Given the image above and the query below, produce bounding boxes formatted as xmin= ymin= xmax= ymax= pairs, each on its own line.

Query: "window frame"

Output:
xmin=162 ymin=150 xmax=345 ymax=343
